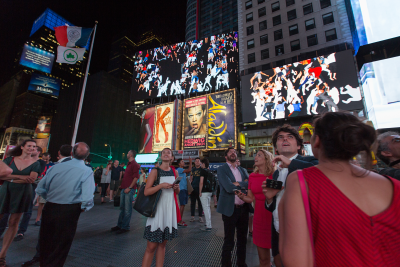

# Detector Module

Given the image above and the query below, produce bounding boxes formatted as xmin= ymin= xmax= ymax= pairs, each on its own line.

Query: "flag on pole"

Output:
xmin=56 ymin=46 xmax=86 ymax=64
xmin=54 ymin=26 xmax=92 ymax=47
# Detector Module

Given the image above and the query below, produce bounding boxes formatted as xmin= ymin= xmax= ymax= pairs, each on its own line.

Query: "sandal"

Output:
xmin=189 ymin=217 xmax=195 ymax=222
xmin=0 ymin=257 xmax=6 ymax=267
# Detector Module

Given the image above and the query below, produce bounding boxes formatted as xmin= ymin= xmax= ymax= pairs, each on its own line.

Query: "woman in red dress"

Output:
xmin=236 ymin=149 xmax=275 ymax=267
xmin=279 ymin=112 xmax=400 ymax=267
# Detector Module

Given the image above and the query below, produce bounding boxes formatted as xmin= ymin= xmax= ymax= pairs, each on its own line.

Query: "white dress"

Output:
xmin=143 ymin=168 xmax=178 ymax=243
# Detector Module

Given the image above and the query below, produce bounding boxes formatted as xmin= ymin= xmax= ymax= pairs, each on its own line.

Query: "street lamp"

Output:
xmin=105 ymin=144 xmax=112 ymax=160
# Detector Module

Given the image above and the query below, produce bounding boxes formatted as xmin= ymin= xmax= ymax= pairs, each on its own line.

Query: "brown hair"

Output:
xmin=313 ymin=112 xmax=376 ymax=168
xmin=272 ymin=124 xmax=303 ymax=154
xmin=9 ymin=139 xmax=36 ymax=157
xmin=253 ymin=149 xmax=275 ymax=176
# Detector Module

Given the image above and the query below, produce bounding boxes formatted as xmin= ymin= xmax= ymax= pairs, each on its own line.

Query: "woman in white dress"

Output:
xmin=142 ymin=148 xmax=180 ymax=267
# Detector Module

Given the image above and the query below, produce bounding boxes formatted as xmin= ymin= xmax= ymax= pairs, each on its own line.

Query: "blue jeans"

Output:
xmin=117 ymin=189 xmax=135 ymax=230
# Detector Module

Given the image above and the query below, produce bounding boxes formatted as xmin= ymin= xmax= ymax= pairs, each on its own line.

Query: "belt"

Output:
xmin=235 ymin=204 xmax=245 ymax=208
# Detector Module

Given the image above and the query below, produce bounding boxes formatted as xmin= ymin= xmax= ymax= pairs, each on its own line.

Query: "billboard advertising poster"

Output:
xmin=28 ymin=73 xmax=61 ymax=97
xmin=19 ymin=44 xmax=55 ymax=74
xmin=152 ymin=102 xmax=174 ymax=152
xmin=132 ymin=32 xmax=239 ymax=101
xmin=34 ymin=138 xmax=49 ymax=153
xmin=241 ymin=50 xmax=364 ymax=123
xmin=35 ymin=116 xmax=52 ymax=138
xmin=360 ymin=56 xmax=400 ymax=129
xmin=183 ymin=96 xmax=208 ymax=149
xmin=207 ymin=89 xmax=236 ymax=150
xmin=139 ymin=107 xmax=155 ymax=153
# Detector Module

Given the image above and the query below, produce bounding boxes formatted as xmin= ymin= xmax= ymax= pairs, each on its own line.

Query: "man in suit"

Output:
xmin=217 ymin=147 xmax=249 ymax=267
xmin=263 ymin=124 xmax=318 ymax=267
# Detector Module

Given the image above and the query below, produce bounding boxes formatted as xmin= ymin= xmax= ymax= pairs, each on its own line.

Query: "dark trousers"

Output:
xmin=100 ymin=183 xmax=109 ymax=197
xmin=39 ymin=202 xmax=81 ymax=267
xmin=190 ymin=190 xmax=203 ymax=217
xmin=221 ymin=204 xmax=249 ymax=267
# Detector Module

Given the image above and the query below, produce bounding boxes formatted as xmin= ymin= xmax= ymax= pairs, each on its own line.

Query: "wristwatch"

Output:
xmin=128 ymin=187 xmax=132 ymax=190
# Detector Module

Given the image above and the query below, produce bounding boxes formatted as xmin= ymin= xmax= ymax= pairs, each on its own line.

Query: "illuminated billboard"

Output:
xmin=19 ymin=44 xmax=55 ymax=74
xmin=35 ymin=116 xmax=52 ymax=139
xmin=28 ymin=73 xmax=61 ymax=97
xmin=139 ymin=107 xmax=155 ymax=153
xmin=348 ymin=0 xmax=400 ymax=53
xmin=241 ymin=50 xmax=364 ymax=123
xmin=360 ymin=56 xmax=400 ymax=129
xmin=132 ymin=32 xmax=239 ymax=100
xmin=182 ymin=89 xmax=237 ymax=150
xmin=152 ymin=102 xmax=175 ymax=152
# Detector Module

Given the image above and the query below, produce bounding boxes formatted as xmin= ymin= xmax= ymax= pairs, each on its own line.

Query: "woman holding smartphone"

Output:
xmin=142 ymin=148 xmax=180 ymax=267
xmin=236 ymin=149 xmax=275 ymax=267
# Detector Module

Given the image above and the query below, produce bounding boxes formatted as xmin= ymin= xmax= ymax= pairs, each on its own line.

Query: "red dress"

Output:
xmin=303 ymin=167 xmax=400 ymax=267
xmin=249 ymin=173 xmax=273 ymax=249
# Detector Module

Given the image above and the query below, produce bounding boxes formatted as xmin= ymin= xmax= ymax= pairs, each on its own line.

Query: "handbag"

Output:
xmin=133 ymin=167 xmax=162 ymax=217
xmin=186 ymin=177 xmax=194 ymax=194
xmin=297 ymin=170 xmax=316 ymax=265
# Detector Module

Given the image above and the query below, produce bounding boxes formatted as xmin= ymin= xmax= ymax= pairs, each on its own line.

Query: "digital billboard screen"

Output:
xmin=132 ymin=32 xmax=239 ymax=100
xmin=241 ymin=50 xmax=364 ymax=123
xmin=28 ymin=73 xmax=61 ymax=97
xmin=360 ymin=56 xmax=400 ymax=129
xmin=19 ymin=44 xmax=55 ymax=74
xmin=35 ymin=116 xmax=52 ymax=139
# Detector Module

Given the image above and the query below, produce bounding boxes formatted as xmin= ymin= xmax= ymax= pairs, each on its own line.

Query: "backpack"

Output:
xmin=94 ymin=168 xmax=103 ymax=184
xmin=203 ymin=169 xmax=216 ymax=192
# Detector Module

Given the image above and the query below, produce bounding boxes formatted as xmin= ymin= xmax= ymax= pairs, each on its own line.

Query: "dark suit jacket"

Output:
xmin=217 ymin=163 xmax=249 ymax=217
xmin=265 ymin=155 xmax=318 ymax=212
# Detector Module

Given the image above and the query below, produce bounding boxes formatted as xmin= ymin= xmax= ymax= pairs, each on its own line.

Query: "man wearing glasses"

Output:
xmin=377 ymin=132 xmax=400 ymax=180
xmin=263 ymin=124 xmax=318 ymax=267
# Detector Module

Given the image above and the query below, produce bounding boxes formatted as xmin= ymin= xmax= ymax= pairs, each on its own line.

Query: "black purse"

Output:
xmin=133 ymin=167 xmax=162 ymax=217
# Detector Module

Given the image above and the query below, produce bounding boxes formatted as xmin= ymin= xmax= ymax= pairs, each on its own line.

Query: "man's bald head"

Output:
xmin=72 ymin=142 xmax=90 ymax=160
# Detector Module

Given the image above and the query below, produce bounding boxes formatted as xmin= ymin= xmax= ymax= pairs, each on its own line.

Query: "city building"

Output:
xmin=238 ymin=0 xmax=353 ymax=75
xmin=49 ymin=71 xmax=140 ymax=165
xmin=186 ymin=0 xmax=238 ymax=41
xmin=108 ymin=31 xmax=169 ymax=84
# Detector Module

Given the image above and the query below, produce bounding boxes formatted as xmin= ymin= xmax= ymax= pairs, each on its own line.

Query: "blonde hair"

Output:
xmin=253 ymin=149 xmax=275 ymax=176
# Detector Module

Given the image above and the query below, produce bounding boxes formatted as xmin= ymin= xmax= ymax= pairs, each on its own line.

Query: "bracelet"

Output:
xmin=11 ymin=179 xmax=14 ymax=183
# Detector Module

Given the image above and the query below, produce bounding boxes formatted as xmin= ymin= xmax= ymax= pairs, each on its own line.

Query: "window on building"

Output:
xmin=303 ymin=3 xmax=313 ymax=15
xmin=246 ymin=13 xmax=253 ymax=22
xmin=248 ymin=53 xmax=256 ymax=63
xmin=322 ymin=12 xmax=334 ymax=25
xmin=305 ymin=18 xmax=316 ymax=30
xmin=289 ymin=24 xmax=298 ymax=35
xmin=287 ymin=9 xmax=297 ymax=21
xmin=291 ymin=39 xmax=300 ymax=51
xmin=259 ymin=20 xmax=267 ymax=31
xmin=261 ymin=49 xmax=270 ymax=60
xmin=247 ymin=25 xmax=254 ymax=35
xmin=274 ymin=29 xmax=283 ymax=41
xmin=223 ymin=13 xmax=230 ymax=20
xmin=275 ymin=44 xmax=284 ymax=56
xmin=202 ymin=14 xmax=211 ymax=21
xmin=246 ymin=0 xmax=253 ymax=9
xmin=213 ymin=10 xmax=220 ymax=16
xmin=259 ymin=7 xmax=267 ymax=17
xmin=273 ymin=15 xmax=281 ymax=26
xmin=307 ymin=34 xmax=318 ymax=46
xmin=286 ymin=0 xmax=295 ymax=7
xmin=247 ymin=39 xmax=255 ymax=49
xmin=325 ymin=28 xmax=337 ymax=41
xmin=213 ymin=25 xmax=221 ymax=31
xmin=223 ymin=21 xmax=230 ymax=28
xmin=260 ymin=34 xmax=268 ymax=45
xmin=258 ymin=0 xmax=265 ymax=4
xmin=320 ymin=0 xmax=331 ymax=9
xmin=213 ymin=18 xmax=220 ymax=24
xmin=271 ymin=1 xmax=280 ymax=12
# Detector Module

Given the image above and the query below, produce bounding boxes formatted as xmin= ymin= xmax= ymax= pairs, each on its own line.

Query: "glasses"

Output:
xmin=391 ymin=136 xmax=400 ymax=143
xmin=277 ymin=135 xmax=295 ymax=141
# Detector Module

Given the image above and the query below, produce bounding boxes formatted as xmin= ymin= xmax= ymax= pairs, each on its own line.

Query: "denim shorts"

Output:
xmin=178 ymin=190 xmax=188 ymax=205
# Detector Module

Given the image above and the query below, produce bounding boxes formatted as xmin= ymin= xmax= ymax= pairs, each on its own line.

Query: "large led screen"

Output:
xmin=139 ymin=107 xmax=155 ymax=153
xmin=28 ymin=73 xmax=61 ymax=97
xmin=132 ymin=32 xmax=239 ymax=100
xmin=182 ymin=89 xmax=237 ymax=150
xmin=360 ymin=56 xmax=400 ymax=129
xmin=241 ymin=50 xmax=364 ymax=123
xmin=152 ymin=102 xmax=175 ymax=152
xmin=19 ymin=44 xmax=55 ymax=74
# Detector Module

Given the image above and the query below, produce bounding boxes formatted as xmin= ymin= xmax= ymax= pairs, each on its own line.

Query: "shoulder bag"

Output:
xmin=133 ymin=167 xmax=162 ymax=217
xmin=297 ymin=170 xmax=316 ymax=266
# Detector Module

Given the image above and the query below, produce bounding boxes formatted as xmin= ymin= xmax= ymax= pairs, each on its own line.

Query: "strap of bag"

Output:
xmin=297 ymin=170 xmax=315 ymax=264
xmin=154 ymin=167 xmax=161 ymax=186
xmin=8 ymin=157 xmax=14 ymax=166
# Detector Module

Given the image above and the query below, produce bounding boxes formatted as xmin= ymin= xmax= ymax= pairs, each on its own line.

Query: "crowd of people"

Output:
xmin=0 ymin=111 xmax=400 ymax=267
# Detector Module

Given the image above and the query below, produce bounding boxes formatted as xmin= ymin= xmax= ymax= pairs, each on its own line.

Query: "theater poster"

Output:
xmin=152 ymin=102 xmax=174 ymax=152
xmin=183 ymin=96 xmax=208 ymax=149
xmin=139 ymin=107 xmax=155 ymax=154
xmin=207 ymin=89 xmax=236 ymax=149
xmin=35 ymin=116 xmax=52 ymax=139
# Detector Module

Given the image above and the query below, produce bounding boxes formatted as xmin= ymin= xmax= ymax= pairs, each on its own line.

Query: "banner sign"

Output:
xmin=183 ymin=96 xmax=208 ymax=149
xmin=152 ymin=102 xmax=174 ymax=152
xmin=172 ymin=149 xmax=199 ymax=159
xmin=28 ymin=73 xmax=61 ymax=97
xmin=19 ymin=44 xmax=55 ymax=74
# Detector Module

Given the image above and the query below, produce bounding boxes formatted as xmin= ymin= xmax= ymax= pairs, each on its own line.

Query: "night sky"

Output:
xmin=0 ymin=0 xmax=187 ymax=85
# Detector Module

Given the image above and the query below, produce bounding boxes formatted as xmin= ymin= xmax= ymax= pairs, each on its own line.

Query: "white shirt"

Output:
xmin=273 ymin=153 xmax=298 ymax=233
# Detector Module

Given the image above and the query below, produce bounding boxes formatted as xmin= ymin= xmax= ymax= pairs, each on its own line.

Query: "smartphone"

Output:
xmin=266 ymin=179 xmax=283 ymax=190
xmin=173 ymin=176 xmax=183 ymax=185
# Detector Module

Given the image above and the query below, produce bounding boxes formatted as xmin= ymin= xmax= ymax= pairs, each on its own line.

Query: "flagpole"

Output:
xmin=71 ymin=21 xmax=98 ymax=146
